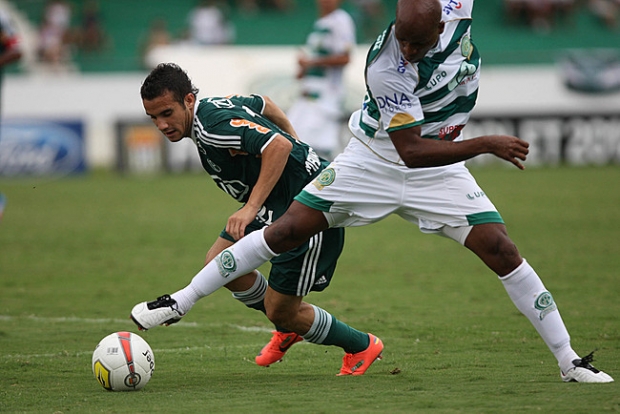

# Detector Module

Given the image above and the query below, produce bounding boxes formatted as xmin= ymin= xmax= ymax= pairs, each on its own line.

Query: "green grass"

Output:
xmin=0 ymin=166 xmax=619 ymax=413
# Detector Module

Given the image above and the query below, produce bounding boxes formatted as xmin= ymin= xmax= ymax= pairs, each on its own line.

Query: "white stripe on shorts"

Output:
xmin=296 ymin=233 xmax=323 ymax=296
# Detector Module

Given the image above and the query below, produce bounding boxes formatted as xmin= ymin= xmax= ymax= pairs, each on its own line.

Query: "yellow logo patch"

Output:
xmin=389 ymin=113 xmax=416 ymax=129
xmin=93 ymin=360 xmax=112 ymax=390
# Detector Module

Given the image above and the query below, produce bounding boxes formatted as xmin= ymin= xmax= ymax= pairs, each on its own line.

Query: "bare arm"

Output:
xmin=225 ymin=133 xmax=293 ymax=240
xmin=297 ymin=52 xmax=350 ymax=79
xmin=389 ymin=125 xmax=530 ymax=170
xmin=261 ymin=95 xmax=300 ymax=140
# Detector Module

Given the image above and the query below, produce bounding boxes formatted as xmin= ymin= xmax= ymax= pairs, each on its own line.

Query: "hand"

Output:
xmin=487 ymin=135 xmax=529 ymax=170
xmin=225 ymin=205 xmax=258 ymax=241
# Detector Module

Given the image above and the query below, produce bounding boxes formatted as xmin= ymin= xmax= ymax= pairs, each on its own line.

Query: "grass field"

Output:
xmin=0 ymin=166 xmax=618 ymax=413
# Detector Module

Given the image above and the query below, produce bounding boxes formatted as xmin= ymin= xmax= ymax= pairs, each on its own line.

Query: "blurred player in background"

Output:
xmin=286 ymin=0 xmax=356 ymax=160
xmin=134 ymin=0 xmax=613 ymax=383
xmin=132 ymin=63 xmax=383 ymax=376
xmin=0 ymin=6 xmax=22 ymax=124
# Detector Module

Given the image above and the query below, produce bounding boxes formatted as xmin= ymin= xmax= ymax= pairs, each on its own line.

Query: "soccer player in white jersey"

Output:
xmin=286 ymin=0 xmax=356 ymax=160
xmin=133 ymin=0 xmax=613 ymax=382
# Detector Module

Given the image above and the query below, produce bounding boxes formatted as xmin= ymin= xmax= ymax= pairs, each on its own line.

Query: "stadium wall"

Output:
xmin=4 ymin=45 xmax=620 ymax=172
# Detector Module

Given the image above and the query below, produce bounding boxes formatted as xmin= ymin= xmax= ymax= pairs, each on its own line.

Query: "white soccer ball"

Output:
xmin=92 ymin=331 xmax=155 ymax=391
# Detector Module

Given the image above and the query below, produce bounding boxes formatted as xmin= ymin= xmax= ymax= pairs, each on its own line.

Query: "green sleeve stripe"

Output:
xmin=294 ymin=191 xmax=333 ymax=212
xmin=359 ymin=119 xmax=377 ymax=137
xmin=421 ymin=90 xmax=478 ymax=124
xmin=386 ymin=119 xmax=424 ymax=133
xmin=466 ymin=211 xmax=504 ymax=225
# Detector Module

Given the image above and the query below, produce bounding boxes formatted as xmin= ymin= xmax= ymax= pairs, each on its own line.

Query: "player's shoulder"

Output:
xmin=365 ymin=22 xmax=394 ymax=66
xmin=197 ymin=96 xmax=245 ymax=125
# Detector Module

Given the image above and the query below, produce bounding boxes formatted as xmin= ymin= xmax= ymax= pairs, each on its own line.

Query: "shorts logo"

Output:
xmin=534 ymin=291 xmax=557 ymax=320
xmin=313 ymin=168 xmax=336 ymax=190
xmin=216 ymin=250 xmax=237 ymax=278
xmin=466 ymin=191 xmax=485 ymax=200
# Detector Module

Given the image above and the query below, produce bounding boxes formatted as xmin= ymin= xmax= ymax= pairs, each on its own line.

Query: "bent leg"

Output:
xmin=264 ymin=287 xmax=370 ymax=354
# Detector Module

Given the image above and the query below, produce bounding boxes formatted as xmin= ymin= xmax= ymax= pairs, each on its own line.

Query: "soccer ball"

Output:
xmin=92 ymin=331 xmax=155 ymax=391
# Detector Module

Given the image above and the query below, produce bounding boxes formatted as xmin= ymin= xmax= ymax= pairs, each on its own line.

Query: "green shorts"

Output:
xmin=220 ymin=223 xmax=344 ymax=297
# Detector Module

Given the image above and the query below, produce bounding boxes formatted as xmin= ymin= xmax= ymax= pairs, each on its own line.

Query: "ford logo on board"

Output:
xmin=0 ymin=120 xmax=86 ymax=176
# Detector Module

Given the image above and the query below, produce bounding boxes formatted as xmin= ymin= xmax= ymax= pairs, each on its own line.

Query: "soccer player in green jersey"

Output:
xmin=131 ymin=63 xmax=383 ymax=375
xmin=133 ymin=0 xmax=613 ymax=383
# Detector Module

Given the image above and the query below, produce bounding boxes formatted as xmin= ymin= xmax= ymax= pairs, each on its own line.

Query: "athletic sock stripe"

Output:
xmin=303 ymin=305 xmax=332 ymax=344
xmin=231 ymin=273 xmax=267 ymax=305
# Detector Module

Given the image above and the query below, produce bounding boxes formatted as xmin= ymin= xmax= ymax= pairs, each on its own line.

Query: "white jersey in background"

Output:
xmin=300 ymin=8 xmax=356 ymax=99
xmin=287 ymin=6 xmax=356 ymax=160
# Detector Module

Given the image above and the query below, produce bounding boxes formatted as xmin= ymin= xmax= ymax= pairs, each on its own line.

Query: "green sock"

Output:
xmin=302 ymin=305 xmax=370 ymax=354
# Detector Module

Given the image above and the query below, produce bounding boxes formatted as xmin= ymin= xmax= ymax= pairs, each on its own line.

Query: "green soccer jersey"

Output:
xmin=190 ymin=94 xmax=327 ymax=227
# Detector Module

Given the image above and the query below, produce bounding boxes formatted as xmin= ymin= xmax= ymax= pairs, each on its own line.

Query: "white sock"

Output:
xmin=500 ymin=259 xmax=579 ymax=373
xmin=171 ymin=228 xmax=276 ymax=314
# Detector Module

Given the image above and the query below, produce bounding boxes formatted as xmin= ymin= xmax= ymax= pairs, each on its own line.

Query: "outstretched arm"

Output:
xmin=389 ymin=125 xmax=529 ymax=170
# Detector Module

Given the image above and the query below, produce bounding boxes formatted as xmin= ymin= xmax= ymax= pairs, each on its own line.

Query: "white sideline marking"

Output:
xmin=0 ymin=315 xmax=271 ymax=332
xmin=0 ymin=315 xmax=275 ymax=360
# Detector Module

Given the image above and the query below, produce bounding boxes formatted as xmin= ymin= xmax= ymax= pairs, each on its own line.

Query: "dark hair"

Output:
xmin=140 ymin=63 xmax=199 ymax=104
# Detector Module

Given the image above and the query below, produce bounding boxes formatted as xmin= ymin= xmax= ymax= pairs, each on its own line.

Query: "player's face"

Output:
xmin=143 ymin=90 xmax=195 ymax=142
xmin=395 ymin=20 xmax=445 ymax=63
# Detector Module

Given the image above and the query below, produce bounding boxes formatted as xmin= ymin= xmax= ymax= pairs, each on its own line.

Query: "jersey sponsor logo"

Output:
xmin=313 ymin=167 xmax=335 ymax=190
xmin=376 ymin=93 xmax=413 ymax=112
xmin=438 ymin=124 xmax=465 ymax=140
xmin=443 ymin=0 xmax=462 ymax=15
xmin=211 ymin=176 xmax=250 ymax=201
xmin=425 ymin=70 xmax=449 ymax=91
xmin=216 ymin=250 xmax=237 ymax=278
xmin=388 ymin=113 xmax=416 ymax=129
xmin=534 ymin=291 xmax=557 ymax=321
xmin=229 ymin=119 xmax=271 ymax=134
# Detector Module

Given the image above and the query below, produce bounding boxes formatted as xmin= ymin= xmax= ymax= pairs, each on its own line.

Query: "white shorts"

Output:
xmin=287 ymin=97 xmax=342 ymax=156
xmin=294 ymin=137 xmax=503 ymax=243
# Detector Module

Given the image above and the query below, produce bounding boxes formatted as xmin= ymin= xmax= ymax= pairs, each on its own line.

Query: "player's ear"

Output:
xmin=184 ymin=92 xmax=196 ymax=109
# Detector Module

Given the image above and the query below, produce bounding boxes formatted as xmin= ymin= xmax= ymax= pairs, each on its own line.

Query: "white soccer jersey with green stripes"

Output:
xmin=300 ymin=8 xmax=356 ymax=99
xmin=348 ymin=0 xmax=479 ymax=164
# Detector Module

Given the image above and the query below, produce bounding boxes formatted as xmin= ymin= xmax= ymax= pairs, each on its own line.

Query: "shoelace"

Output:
xmin=574 ymin=350 xmax=602 ymax=373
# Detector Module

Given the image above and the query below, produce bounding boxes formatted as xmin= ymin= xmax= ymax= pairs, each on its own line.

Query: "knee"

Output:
xmin=265 ymin=219 xmax=306 ymax=253
xmin=467 ymin=224 xmax=523 ymax=272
